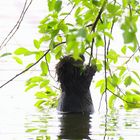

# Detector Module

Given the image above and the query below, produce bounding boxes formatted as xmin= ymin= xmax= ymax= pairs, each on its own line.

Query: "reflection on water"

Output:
xmin=58 ymin=114 xmax=91 ymax=139
xmin=25 ymin=108 xmax=140 ymax=140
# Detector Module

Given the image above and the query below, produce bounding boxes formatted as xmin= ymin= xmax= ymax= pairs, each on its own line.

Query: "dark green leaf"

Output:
xmin=123 ymin=31 xmax=136 ymax=44
xmin=77 ymin=28 xmax=87 ymax=38
xmin=0 ymin=53 xmax=12 ymax=57
xmin=55 ymin=0 xmax=62 ymax=12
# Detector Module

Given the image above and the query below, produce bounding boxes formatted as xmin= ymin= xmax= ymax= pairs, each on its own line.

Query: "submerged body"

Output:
xmin=56 ymin=56 xmax=96 ymax=114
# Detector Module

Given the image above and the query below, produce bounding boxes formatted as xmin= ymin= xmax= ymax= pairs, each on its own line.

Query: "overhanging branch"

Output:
xmin=0 ymin=41 xmax=66 ymax=88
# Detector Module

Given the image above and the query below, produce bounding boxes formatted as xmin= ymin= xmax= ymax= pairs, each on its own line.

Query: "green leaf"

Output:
xmin=123 ymin=31 xmax=136 ymax=44
xmin=77 ymin=28 xmax=87 ymax=38
xmin=40 ymin=35 xmax=50 ymax=43
xmin=75 ymin=7 xmax=83 ymax=17
xmin=59 ymin=21 xmax=68 ymax=34
xmin=107 ymin=49 xmax=119 ymax=63
xmin=104 ymin=32 xmax=114 ymax=40
xmin=95 ymin=35 xmax=104 ymax=47
xmin=26 ymin=128 xmax=38 ymax=132
xmin=49 ymin=40 xmax=54 ymax=51
xmin=73 ymin=0 xmax=81 ymax=4
xmin=40 ymin=61 xmax=48 ymax=76
xmin=128 ymin=45 xmax=137 ymax=52
xmin=25 ymin=83 xmax=38 ymax=92
xmin=26 ymin=63 xmax=34 ymax=69
xmin=131 ymin=89 xmax=140 ymax=95
xmin=135 ymin=56 xmax=140 ymax=63
xmin=40 ymin=80 xmax=50 ymax=88
xmin=122 ymin=0 xmax=128 ymax=8
xmin=124 ymin=76 xmax=132 ymax=87
xmin=107 ymin=4 xmax=120 ymax=14
xmin=26 ymin=76 xmax=43 ymax=85
xmin=35 ymin=92 xmax=48 ymax=98
xmin=117 ymin=66 xmax=126 ymax=76
xmin=48 ymin=0 xmax=56 ymax=11
xmin=14 ymin=48 xmax=32 ymax=56
xmin=45 ymin=53 xmax=51 ymax=63
xmin=34 ymin=100 xmax=46 ymax=108
xmin=92 ymin=0 xmax=101 ymax=6
xmin=109 ymin=95 xmax=117 ymax=109
xmin=96 ymin=79 xmax=105 ymax=94
xmin=121 ymin=45 xmax=126 ymax=54
xmin=35 ymin=51 xmax=44 ymax=61
xmin=55 ymin=0 xmax=62 ymax=12
xmin=132 ymin=71 xmax=140 ymax=81
xmin=33 ymin=39 xmax=40 ymax=49
xmin=0 ymin=53 xmax=12 ymax=57
xmin=13 ymin=56 xmax=23 ymax=64
xmin=111 ymin=74 xmax=119 ymax=87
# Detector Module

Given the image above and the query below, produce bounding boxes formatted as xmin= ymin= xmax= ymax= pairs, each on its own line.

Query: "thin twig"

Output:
xmin=0 ymin=42 xmax=66 ymax=88
xmin=91 ymin=1 xmax=106 ymax=32
xmin=58 ymin=4 xmax=75 ymax=25
xmin=88 ymin=0 xmax=107 ymax=65
xmin=107 ymin=88 xmax=139 ymax=105
xmin=0 ymin=0 xmax=33 ymax=50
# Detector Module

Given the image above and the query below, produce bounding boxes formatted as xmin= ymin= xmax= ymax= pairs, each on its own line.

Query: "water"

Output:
xmin=24 ymin=108 xmax=140 ymax=140
xmin=1 ymin=0 xmax=140 ymax=140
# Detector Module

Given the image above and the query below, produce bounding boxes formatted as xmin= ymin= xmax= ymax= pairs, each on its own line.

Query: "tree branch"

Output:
xmin=88 ymin=0 xmax=107 ymax=65
xmin=0 ymin=41 xmax=66 ymax=88
xmin=0 ymin=0 xmax=33 ymax=50
xmin=107 ymin=88 xmax=139 ymax=105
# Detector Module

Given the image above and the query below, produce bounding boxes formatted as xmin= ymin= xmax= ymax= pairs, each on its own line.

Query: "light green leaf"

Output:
xmin=48 ymin=0 xmax=56 ymax=11
xmin=45 ymin=53 xmax=51 ymax=63
xmin=107 ymin=49 xmax=119 ymax=63
xmin=26 ymin=63 xmax=34 ymax=69
xmin=40 ymin=80 xmax=50 ymax=88
xmin=132 ymin=71 xmax=140 ymax=81
xmin=40 ymin=61 xmax=48 ymax=76
xmin=135 ymin=56 xmax=140 ymax=63
xmin=124 ymin=76 xmax=132 ymax=87
xmin=26 ymin=76 xmax=43 ymax=85
xmin=107 ymin=4 xmax=120 ymax=14
xmin=14 ymin=48 xmax=32 ymax=56
xmin=35 ymin=92 xmax=48 ymax=98
xmin=109 ymin=95 xmax=117 ymax=109
xmin=95 ymin=35 xmax=104 ymax=47
xmin=13 ymin=56 xmax=23 ymax=64
xmin=121 ymin=45 xmax=126 ymax=54
xmin=122 ymin=0 xmax=128 ymax=8
xmin=33 ymin=39 xmax=40 ymax=49
xmin=34 ymin=100 xmax=46 ymax=108
xmin=25 ymin=83 xmax=38 ymax=92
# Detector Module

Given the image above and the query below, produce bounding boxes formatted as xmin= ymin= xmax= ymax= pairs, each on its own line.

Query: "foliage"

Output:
xmin=11 ymin=0 xmax=140 ymax=110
